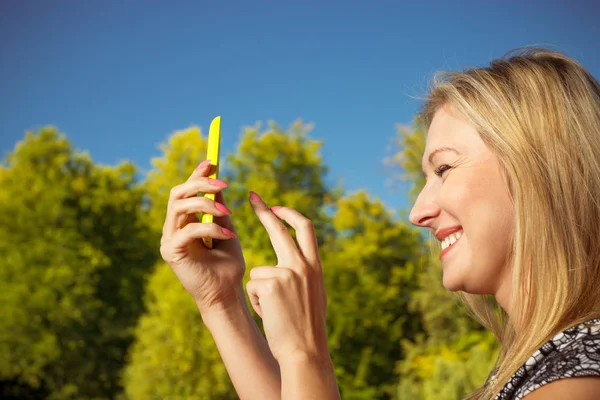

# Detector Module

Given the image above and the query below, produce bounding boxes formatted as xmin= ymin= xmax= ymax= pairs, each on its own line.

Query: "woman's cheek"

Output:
xmin=438 ymin=174 xmax=471 ymax=216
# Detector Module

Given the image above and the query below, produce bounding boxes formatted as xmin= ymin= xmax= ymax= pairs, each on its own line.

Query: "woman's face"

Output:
xmin=409 ymin=106 xmax=514 ymax=307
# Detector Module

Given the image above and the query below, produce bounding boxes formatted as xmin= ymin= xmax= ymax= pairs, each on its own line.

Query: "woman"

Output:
xmin=159 ymin=48 xmax=600 ymax=399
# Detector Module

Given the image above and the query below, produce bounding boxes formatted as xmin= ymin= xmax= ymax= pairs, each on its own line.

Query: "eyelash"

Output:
xmin=434 ymin=164 xmax=452 ymax=177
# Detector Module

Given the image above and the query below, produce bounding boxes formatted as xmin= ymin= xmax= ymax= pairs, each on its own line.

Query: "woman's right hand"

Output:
xmin=159 ymin=159 xmax=246 ymax=313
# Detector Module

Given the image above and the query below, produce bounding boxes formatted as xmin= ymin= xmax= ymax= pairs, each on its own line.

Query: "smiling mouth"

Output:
xmin=441 ymin=231 xmax=462 ymax=251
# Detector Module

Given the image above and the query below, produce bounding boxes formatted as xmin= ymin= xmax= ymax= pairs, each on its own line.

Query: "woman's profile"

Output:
xmin=159 ymin=47 xmax=600 ymax=399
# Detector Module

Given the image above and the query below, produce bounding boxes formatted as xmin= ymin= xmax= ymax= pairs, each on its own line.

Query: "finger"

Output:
xmin=169 ymin=222 xmax=237 ymax=251
xmin=177 ymin=212 xmax=200 ymax=232
xmin=248 ymin=191 xmax=298 ymax=264
xmin=164 ymin=179 xmax=229 ymax=235
xmin=168 ymin=160 xmax=212 ymax=210
xmin=187 ymin=160 xmax=225 ymax=191
xmin=188 ymin=159 xmax=213 ymax=179
xmin=170 ymin=196 xmax=232 ymax=231
xmin=167 ymin=175 xmax=228 ymax=211
xmin=270 ymin=206 xmax=321 ymax=270
xmin=165 ymin=196 xmax=231 ymax=236
xmin=166 ymin=160 xmax=226 ymax=208
xmin=246 ymin=279 xmax=275 ymax=318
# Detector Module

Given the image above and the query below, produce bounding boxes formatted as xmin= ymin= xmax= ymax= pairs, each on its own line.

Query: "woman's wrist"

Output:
xmin=196 ymin=285 xmax=250 ymax=330
xmin=278 ymin=349 xmax=334 ymax=372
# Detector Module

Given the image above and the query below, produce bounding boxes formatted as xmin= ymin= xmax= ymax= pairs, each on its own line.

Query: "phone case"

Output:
xmin=202 ymin=116 xmax=221 ymax=248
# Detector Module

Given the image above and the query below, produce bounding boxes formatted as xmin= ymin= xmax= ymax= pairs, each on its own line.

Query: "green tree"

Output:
xmin=0 ymin=127 xmax=156 ymax=399
xmin=322 ymin=191 xmax=423 ymax=399
xmin=396 ymin=329 xmax=497 ymax=400
xmin=389 ymin=120 xmax=498 ymax=399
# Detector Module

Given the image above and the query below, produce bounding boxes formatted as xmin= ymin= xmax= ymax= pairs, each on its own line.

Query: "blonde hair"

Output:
xmin=419 ymin=47 xmax=600 ymax=398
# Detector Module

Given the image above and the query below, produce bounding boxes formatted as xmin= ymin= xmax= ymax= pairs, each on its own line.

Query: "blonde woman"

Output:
xmin=159 ymin=48 xmax=600 ymax=399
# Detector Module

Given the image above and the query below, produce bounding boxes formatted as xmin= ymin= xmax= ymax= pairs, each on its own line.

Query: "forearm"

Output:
xmin=199 ymin=286 xmax=281 ymax=400
xmin=279 ymin=352 xmax=341 ymax=400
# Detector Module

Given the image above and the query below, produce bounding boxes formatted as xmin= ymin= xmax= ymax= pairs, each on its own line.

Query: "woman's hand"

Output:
xmin=245 ymin=191 xmax=329 ymax=363
xmin=160 ymin=160 xmax=246 ymax=313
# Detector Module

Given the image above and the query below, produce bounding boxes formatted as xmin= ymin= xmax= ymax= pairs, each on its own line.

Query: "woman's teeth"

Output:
xmin=441 ymin=231 xmax=462 ymax=251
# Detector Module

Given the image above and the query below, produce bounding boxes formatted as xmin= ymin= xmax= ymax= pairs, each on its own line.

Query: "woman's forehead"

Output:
xmin=424 ymin=108 xmax=484 ymax=156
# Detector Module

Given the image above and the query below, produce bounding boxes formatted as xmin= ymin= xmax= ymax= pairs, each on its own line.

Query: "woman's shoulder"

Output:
xmin=496 ymin=318 xmax=600 ymax=399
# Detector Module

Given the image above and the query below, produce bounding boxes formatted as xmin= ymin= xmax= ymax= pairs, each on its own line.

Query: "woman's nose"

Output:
xmin=409 ymin=189 xmax=440 ymax=228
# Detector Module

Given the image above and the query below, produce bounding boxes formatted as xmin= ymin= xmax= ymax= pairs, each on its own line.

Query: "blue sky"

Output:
xmin=1 ymin=1 xmax=599 ymax=215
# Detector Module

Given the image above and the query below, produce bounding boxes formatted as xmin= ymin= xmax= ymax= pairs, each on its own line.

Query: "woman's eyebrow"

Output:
xmin=428 ymin=146 xmax=460 ymax=165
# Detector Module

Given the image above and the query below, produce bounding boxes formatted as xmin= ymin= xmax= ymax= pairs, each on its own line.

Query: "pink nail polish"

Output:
xmin=222 ymin=227 xmax=237 ymax=238
xmin=195 ymin=160 xmax=212 ymax=171
xmin=270 ymin=206 xmax=282 ymax=211
xmin=249 ymin=191 xmax=262 ymax=202
xmin=215 ymin=202 xmax=232 ymax=214
xmin=208 ymin=179 xmax=228 ymax=188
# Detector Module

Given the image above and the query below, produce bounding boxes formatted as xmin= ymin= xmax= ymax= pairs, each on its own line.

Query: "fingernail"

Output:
xmin=195 ymin=160 xmax=212 ymax=171
xmin=270 ymin=206 xmax=282 ymax=211
xmin=222 ymin=227 xmax=237 ymax=238
xmin=249 ymin=191 xmax=262 ymax=202
xmin=208 ymin=178 xmax=228 ymax=188
xmin=215 ymin=202 xmax=232 ymax=215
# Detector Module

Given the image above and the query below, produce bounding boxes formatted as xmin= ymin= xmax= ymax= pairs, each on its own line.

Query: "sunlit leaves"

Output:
xmin=0 ymin=127 xmax=155 ymax=399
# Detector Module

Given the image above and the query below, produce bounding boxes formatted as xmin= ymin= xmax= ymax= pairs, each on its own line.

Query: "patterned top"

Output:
xmin=495 ymin=318 xmax=600 ymax=399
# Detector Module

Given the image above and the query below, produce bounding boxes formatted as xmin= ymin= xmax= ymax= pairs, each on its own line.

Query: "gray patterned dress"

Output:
xmin=495 ymin=318 xmax=600 ymax=399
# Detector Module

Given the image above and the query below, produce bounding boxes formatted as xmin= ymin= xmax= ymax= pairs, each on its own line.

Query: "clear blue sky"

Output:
xmin=2 ymin=1 xmax=599 ymax=214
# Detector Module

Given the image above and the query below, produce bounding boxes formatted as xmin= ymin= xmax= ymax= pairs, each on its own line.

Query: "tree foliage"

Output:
xmin=323 ymin=191 xmax=423 ymax=399
xmin=0 ymin=128 xmax=156 ymax=399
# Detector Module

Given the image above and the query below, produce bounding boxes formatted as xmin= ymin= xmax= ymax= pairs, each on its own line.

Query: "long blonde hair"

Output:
xmin=419 ymin=47 xmax=600 ymax=398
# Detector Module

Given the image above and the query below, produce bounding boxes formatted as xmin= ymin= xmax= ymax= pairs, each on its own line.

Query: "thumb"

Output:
xmin=246 ymin=279 xmax=263 ymax=318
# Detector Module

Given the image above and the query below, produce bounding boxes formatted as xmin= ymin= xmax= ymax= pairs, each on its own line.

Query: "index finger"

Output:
xmin=167 ymin=159 xmax=213 ymax=210
xmin=270 ymin=206 xmax=321 ymax=270
xmin=248 ymin=191 xmax=298 ymax=265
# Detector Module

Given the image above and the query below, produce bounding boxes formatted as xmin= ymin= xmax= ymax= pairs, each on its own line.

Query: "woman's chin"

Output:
xmin=442 ymin=270 xmax=466 ymax=292
xmin=443 ymin=272 xmax=496 ymax=296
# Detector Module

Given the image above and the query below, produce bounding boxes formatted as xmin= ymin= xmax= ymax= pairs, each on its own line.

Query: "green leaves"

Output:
xmin=323 ymin=191 xmax=423 ymax=399
xmin=0 ymin=127 xmax=155 ymax=399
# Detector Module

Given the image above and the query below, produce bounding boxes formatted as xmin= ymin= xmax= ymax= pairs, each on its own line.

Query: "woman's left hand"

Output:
xmin=246 ymin=191 xmax=329 ymax=363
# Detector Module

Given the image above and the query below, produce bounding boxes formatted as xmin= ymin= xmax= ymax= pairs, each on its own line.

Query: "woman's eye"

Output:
xmin=434 ymin=164 xmax=451 ymax=177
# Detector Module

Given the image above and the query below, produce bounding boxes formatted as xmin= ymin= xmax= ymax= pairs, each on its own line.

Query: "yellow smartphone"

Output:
xmin=201 ymin=116 xmax=221 ymax=249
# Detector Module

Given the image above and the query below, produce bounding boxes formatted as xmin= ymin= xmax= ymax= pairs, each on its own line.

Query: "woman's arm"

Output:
xmin=199 ymin=286 xmax=281 ymax=400
xmin=279 ymin=352 xmax=341 ymax=400
xmin=160 ymin=164 xmax=282 ymax=400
